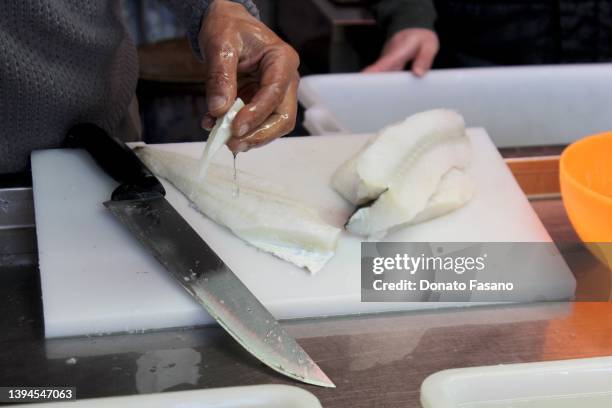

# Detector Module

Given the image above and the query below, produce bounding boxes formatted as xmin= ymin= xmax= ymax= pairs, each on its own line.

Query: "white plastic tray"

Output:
xmin=27 ymin=385 xmax=321 ymax=408
xmin=421 ymin=357 xmax=612 ymax=407
xmin=298 ymin=65 xmax=612 ymax=147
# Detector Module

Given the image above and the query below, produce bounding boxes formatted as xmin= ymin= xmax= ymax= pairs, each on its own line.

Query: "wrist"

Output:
xmin=385 ymin=7 xmax=436 ymax=39
xmin=213 ymin=0 xmax=260 ymax=19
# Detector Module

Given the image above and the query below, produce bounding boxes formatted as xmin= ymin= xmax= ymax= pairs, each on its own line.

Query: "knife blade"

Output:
xmin=65 ymin=124 xmax=335 ymax=388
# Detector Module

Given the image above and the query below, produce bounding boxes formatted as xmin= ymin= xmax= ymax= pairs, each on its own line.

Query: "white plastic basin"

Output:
xmin=421 ymin=357 xmax=612 ymax=407
xmin=298 ymin=65 xmax=612 ymax=147
xmin=27 ymin=385 xmax=322 ymax=408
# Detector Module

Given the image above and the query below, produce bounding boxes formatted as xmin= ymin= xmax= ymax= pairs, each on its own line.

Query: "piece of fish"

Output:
xmin=332 ymin=109 xmax=474 ymax=239
xmin=198 ymin=98 xmax=245 ymax=180
xmin=409 ymin=168 xmax=474 ymax=225
xmin=333 ymin=109 xmax=467 ymax=205
xmin=136 ymin=147 xmax=341 ymax=273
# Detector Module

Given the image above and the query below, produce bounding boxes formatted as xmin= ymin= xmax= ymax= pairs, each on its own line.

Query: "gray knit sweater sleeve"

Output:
xmin=162 ymin=0 xmax=260 ymax=58
xmin=0 ymin=0 xmax=260 ymax=175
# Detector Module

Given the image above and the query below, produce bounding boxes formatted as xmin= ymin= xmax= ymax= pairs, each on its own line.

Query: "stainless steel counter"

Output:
xmin=1 ymin=188 xmax=611 ymax=408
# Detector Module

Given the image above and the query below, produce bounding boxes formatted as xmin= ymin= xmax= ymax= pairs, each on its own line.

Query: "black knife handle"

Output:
xmin=65 ymin=124 xmax=165 ymax=201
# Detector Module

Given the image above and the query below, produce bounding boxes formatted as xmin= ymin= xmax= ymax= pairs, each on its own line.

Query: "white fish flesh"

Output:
xmin=350 ymin=166 xmax=475 ymax=239
xmin=333 ymin=109 xmax=467 ymax=205
xmin=198 ymin=98 xmax=245 ymax=180
xmin=137 ymin=147 xmax=341 ymax=273
xmin=332 ymin=109 xmax=474 ymax=239
xmin=409 ymin=168 xmax=474 ymax=225
xmin=346 ymin=137 xmax=472 ymax=238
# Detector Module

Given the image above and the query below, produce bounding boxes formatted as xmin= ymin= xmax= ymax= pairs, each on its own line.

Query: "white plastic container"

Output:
xmin=298 ymin=64 xmax=612 ymax=147
xmin=421 ymin=357 xmax=612 ymax=408
xmin=27 ymin=385 xmax=322 ymax=408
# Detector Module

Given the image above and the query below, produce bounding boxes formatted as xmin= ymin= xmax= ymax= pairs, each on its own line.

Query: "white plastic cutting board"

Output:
xmin=421 ymin=357 xmax=612 ymax=408
xmin=32 ymin=130 xmax=575 ymax=338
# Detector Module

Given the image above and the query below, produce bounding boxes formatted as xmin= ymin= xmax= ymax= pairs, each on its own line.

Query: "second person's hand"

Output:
xmin=199 ymin=0 xmax=300 ymax=153
xmin=363 ymin=28 xmax=439 ymax=76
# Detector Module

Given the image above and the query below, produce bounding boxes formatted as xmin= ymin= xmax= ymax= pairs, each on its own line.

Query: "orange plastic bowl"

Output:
xmin=560 ymin=131 xmax=612 ymax=244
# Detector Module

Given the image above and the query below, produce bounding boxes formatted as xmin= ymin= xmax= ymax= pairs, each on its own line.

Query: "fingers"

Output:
xmin=362 ymin=29 xmax=439 ymax=75
xmin=232 ymin=47 xmax=299 ymax=138
xmin=363 ymin=39 xmax=419 ymax=73
xmin=362 ymin=64 xmax=382 ymax=73
xmin=198 ymin=0 xmax=300 ymax=149
xmin=203 ymin=38 xmax=239 ymax=117
xmin=411 ymin=37 xmax=439 ymax=77
xmin=201 ymin=113 xmax=216 ymax=131
xmin=227 ymin=74 xmax=298 ymax=153
xmin=362 ymin=60 xmax=395 ymax=73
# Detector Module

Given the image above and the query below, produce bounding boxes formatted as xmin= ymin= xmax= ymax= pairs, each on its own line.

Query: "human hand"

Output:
xmin=363 ymin=28 xmax=439 ymax=76
xmin=199 ymin=0 xmax=300 ymax=152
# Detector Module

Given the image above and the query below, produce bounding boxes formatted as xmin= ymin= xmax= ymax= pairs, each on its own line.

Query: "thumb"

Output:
xmin=204 ymin=42 xmax=239 ymax=117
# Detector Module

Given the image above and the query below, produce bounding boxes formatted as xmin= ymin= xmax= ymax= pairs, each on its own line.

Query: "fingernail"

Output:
xmin=236 ymin=142 xmax=248 ymax=152
xmin=237 ymin=124 xmax=249 ymax=137
xmin=208 ymin=96 xmax=227 ymax=112
xmin=201 ymin=117 xmax=214 ymax=130
xmin=413 ymin=67 xmax=425 ymax=77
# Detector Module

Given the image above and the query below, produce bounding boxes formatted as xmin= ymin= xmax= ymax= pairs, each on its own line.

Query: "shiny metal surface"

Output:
xmin=2 ymin=190 xmax=612 ymax=407
xmin=0 ymin=188 xmax=37 ymax=267
xmin=0 ymin=188 xmax=35 ymax=229
xmin=104 ymin=197 xmax=334 ymax=388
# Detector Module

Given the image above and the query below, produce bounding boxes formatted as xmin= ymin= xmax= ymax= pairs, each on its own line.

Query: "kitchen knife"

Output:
xmin=65 ymin=124 xmax=335 ymax=388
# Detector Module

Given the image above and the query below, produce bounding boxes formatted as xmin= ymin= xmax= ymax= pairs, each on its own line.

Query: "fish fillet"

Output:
xmin=353 ymin=168 xmax=475 ymax=240
xmin=333 ymin=109 xmax=467 ymax=205
xmin=332 ymin=109 xmax=474 ymax=239
xmin=137 ymin=146 xmax=341 ymax=273
xmin=198 ymin=98 xmax=245 ymax=180
xmin=409 ymin=169 xmax=475 ymax=225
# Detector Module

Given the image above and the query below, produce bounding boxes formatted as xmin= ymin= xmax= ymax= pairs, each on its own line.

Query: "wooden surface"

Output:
xmin=277 ymin=0 xmax=381 ymax=73
xmin=137 ymin=38 xmax=206 ymax=97
xmin=309 ymin=0 xmax=375 ymax=26
xmin=138 ymin=38 xmax=204 ymax=83
xmin=507 ymin=156 xmax=561 ymax=197
xmin=530 ymin=199 xmax=577 ymax=242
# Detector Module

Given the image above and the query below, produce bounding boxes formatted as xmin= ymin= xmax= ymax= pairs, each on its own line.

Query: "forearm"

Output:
xmin=161 ymin=0 xmax=260 ymax=57
xmin=370 ymin=0 xmax=437 ymax=38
